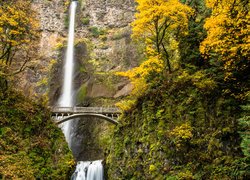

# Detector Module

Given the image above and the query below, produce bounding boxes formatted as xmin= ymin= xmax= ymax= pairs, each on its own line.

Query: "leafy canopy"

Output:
xmin=132 ymin=0 xmax=193 ymax=72
xmin=0 ymin=0 xmax=39 ymax=66
xmin=200 ymin=0 xmax=250 ymax=91
xmin=116 ymin=55 xmax=164 ymax=97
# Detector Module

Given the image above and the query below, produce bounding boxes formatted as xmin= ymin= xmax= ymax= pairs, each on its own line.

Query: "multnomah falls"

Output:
xmin=58 ymin=1 xmax=103 ymax=179
xmin=0 ymin=0 xmax=249 ymax=179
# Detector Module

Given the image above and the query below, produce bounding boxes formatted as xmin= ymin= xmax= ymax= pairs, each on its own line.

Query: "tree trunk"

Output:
xmin=161 ymin=43 xmax=171 ymax=73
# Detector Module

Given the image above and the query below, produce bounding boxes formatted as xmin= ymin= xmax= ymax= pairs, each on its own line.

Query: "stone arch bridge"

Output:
xmin=50 ymin=107 xmax=121 ymax=125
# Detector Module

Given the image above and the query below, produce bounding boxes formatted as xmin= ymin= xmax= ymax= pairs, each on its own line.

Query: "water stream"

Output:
xmin=58 ymin=1 xmax=104 ymax=179
xmin=58 ymin=0 xmax=77 ymax=145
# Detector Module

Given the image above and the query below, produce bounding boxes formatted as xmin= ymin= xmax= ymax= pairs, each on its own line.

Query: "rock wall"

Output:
xmin=20 ymin=0 xmax=139 ymax=102
xmin=17 ymin=0 xmax=68 ymax=97
xmin=73 ymin=0 xmax=139 ymax=102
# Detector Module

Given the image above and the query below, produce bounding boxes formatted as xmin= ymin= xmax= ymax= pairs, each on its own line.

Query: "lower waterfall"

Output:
xmin=71 ymin=160 xmax=104 ymax=180
xmin=59 ymin=1 xmax=104 ymax=179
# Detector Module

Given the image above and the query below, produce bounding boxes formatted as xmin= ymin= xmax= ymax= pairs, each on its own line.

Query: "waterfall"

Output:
xmin=71 ymin=161 xmax=104 ymax=180
xmin=58 ymin=1 xmax=77 ymax=145
xmin=59 ymin=1 xmax=104 ymax=179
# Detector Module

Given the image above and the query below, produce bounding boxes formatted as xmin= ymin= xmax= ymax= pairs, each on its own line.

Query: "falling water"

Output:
xmin=71 ymin=161 xmax=104 ymax=180
xmin=59 ymin=1 xmax=104 ymax=179
xmin=58 ymin=1 xmax=77 ymax=145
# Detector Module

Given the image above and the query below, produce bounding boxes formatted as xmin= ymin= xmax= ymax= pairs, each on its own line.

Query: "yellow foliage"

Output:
xmin=0 ymin=0 xmax=39 ymax=64
xmin=178 ymin=170 xmax=194 ymax=180
xmin=191 ymin=71 xmax=217 ymax=91
xmin=170 ymin=123 xmax=193 ymax=140
xmin=132 ymin=0 xmax=193 ymax=71
xmin=115 ymin=100 xmax=137 ymax=112
xmin=169 ymin=123 xmax=193 ymax=148
xmin=132 ymin=0 xmax=192 ymax=40
xmin=200 ymin=0 xmax=250 ymax=80
xmin=116 ymin=56 xmax=164 ymax=96
xmin=177 ymin=70 xmax=217 ymax=91
xmin=149 ymin=164 xmax=157 ymax=172
xmin=0 ymin=153 xmax=35 ymax=179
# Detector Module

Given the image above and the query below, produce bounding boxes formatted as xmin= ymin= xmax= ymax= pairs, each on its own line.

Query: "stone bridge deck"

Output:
xmin=51 ymin=107 xmax=121 ymax=116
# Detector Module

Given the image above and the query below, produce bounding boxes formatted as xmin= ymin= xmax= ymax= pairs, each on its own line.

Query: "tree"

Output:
xmin=131 ymin=0 xmax=193 ymax=72
xmin=0 ymin=0 xmax=40 ymax=90
xmin=0 ymin=0 xmax=39 ymax=74
xmin=200 ymin=0 xmax=250 ymax=99
xmin=178 ymin=0 xmax=211 ymax=67
xmin=239 ymin=97 xmax=250 ymax=158
xmin=116 ymin=56 xmax=164 ymax=97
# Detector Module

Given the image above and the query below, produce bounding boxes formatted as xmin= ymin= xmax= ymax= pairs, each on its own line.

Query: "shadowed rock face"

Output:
xmin=70 ymin=118 xmax=114 ymax=161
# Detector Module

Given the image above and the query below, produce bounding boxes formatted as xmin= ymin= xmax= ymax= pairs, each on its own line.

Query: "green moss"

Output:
xmin=81 ymin=17 xmax=90 ymax=25
xmin=110 ymin=27 xmax=130 ymax=40
xmin=149 ymin=164 xmax=157 ymax=172
xmin=89 ymin=26 xmax=106 ymax=38
xmin=76 ymin=84 xmax=88 ymax=103
xmin=0 ymin=89 xmax=74 ymax=179
xmin=105 ymin=70 xmax=247 ymax=179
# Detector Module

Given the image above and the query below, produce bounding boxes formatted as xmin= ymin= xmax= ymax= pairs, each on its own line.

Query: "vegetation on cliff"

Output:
xmin=107 ymin=0 xmax=250 ymax=179
xmin=0 ymin=89 xmax=74 ymax=179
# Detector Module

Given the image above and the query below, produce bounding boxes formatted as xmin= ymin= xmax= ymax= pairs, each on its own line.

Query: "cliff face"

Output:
xmin=15 ymin=0 xmax=139 ymax=103
xmin=79 ymin=0 xmax=135 ymax=28
xmin=25 ymin=0 xmax=139 ymax=102
xmin=14 ymin=0 xmax=68 ymax=97
xmin=70 ymin=0 xmax=139 ymax=103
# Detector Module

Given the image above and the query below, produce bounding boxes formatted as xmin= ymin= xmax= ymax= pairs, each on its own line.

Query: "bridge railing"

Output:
xmin=51 ymin=106 xmax=121 ymax=114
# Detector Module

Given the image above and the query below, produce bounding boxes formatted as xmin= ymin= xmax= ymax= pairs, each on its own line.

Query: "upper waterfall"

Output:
xmin=58 ymin=1 xmax=77 ymax=143
xmin=59 ymin=1 xmax=77 ymax=107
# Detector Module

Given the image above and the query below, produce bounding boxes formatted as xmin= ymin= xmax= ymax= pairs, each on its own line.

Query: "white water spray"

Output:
xmin=72 ymin=161 xmax=104 ymax=180
xmin=59 ymin=1 xmax=77 ymax=144
xmin=86 ymin=161 xmax=104 ymax=180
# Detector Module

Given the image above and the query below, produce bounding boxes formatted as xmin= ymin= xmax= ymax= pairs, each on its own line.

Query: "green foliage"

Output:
xmin=88 ymin=26 xmax=106 ymax=38
xmin=64 ymin=15 xmax=69 ymax=28
xmin=239 ymin=98 xmax=250 ymax=158
xmin=110 ymin=28 xmax=130 ymax=40
xmin=76 ymin=84 xmax=88 ymax=103
xmin=179 ymin=0 xmax=210 ymax=67
xmin=81 ymin=17 xmax=90 ymax=25
xmin=0 ymin=89 xmax=74 ymax=179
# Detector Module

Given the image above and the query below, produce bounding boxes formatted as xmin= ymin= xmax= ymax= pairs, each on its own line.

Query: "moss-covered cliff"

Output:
xmin=106 ymin=71 xmax=249 ymax=179
xmin=0 ymin=88 xmax=74 ymax=179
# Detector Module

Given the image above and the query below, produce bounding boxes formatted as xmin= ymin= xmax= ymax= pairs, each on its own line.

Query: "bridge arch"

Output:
xmin=55 ymin=113 xmax=118 ymax=125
